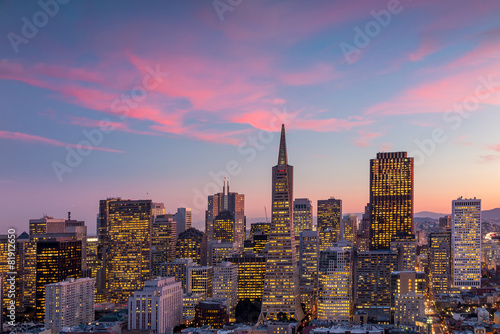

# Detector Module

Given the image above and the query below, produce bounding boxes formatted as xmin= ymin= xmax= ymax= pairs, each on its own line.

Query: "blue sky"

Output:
xmin=1 ymin=0 xmax=499 ymax=233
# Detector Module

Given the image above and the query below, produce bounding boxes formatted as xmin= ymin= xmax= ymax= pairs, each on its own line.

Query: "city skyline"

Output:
xmin=2 ymin=1 xmax=500 ymax=233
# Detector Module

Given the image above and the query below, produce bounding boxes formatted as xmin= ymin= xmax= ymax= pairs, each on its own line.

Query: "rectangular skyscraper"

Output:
xmin=369 ymin=152 xmax=414 ymax=250
xmin=429 ymin=230 xmax=452 ymax=295
xmin=174 ymin=208 xmax=192 ymax=236
xmin=206 ymin=179 xmax=245 ymax=249
xmin=293 ymin=198 xmax=313 ymax=236
xmin=128 ymin=277 xmax=183 ymax=333
xmin=260 ymin=124 xmax=304 ymax=322
xmin=299 ymin=230 xmax=319 ymax=317
xmin=318 ymin=240 xmax=353 ymax=321
xmin=98 ymin=198 xmax=152 ymax=304
xmin=452 ymin=197 xmax=481 ymax=289
xmin=317 ymin=198 xmax=342 ymax=251
xmin=45 ymin=277 xmax=95 ymax=334
xmin=35 ymin=239 xmax=82 ymax=321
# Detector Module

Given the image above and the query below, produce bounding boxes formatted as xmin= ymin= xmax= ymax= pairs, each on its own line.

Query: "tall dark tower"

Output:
xmin=260 ymin=124 xmax=304 ymax=322
xmin=369 ymin=152 xmax=414 ymax=250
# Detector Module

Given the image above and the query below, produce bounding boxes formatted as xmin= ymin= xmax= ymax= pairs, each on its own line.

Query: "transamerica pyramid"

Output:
xmin=259 ymin=124 xmax=304 ymax=322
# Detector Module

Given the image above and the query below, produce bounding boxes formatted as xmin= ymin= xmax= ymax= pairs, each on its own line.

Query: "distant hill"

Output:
xmin=482 ymin=208 xmax=500 ymax=220
xmin=415 ymin=209 xmax=500 ymax=221
xmin=415 ymin=211 xmax=448 ymax=220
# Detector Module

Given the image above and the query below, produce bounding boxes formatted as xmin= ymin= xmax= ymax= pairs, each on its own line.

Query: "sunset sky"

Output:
xmin=1 ymin=0 xmax=500 ymax=233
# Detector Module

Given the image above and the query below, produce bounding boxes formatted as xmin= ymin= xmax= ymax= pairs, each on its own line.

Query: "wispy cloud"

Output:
xmin=354 ymin=130 xmax=382 ymax=147
xmin=0 ymin=130 xmax=123 ymax=153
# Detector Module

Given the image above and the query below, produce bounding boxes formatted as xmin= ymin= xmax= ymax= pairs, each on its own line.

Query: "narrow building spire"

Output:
xmin=278 ymin=124 xmax=288 ymax=165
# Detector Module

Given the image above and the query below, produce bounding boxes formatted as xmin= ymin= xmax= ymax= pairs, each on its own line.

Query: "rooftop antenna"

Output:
xmin=264 ymin=206 xmax=269 ymax=224
xmin=67 ymin=211 xmax=71 ymax=220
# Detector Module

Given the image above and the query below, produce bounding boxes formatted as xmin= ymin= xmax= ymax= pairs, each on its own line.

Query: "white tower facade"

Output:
xmin=452 ymin=197 xmax=481 ymax=289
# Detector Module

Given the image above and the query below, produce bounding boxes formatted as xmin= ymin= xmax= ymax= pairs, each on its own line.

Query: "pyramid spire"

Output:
xmin=278 ymin=124 xmax=288 ymax=165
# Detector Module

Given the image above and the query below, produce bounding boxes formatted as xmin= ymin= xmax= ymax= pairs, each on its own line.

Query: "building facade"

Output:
xmin=128 ymin=277 xmax=183 ymax=333
xmin=260 ymin=124 xmax=304 ymax=322
xmin=98 ymin=198 xmax=152 ymax=304
xmin=206 ymin=180 xmax=245 ymax=249
xmin=452 ymin=197 xmax=481 ymax=289
xmin=176 ymin=228 xmax=205 ymax=265
xmin=45 ymin=278 xmax=95 ymax=334
xmin=213 ymin=262 xmax=238 ymax=321
xmin=369 ymin=152 xmax=414 ymax=250
xmin=317 ymin=198 xmax=342 ymax=251
xmin=293 ymin=199 xmax=313 ymax=237
xmin=318 ymin=241 xmax=353 ymax=321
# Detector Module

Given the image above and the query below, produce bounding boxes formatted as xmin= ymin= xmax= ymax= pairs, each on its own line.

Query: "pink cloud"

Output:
xmin=354 ymin=130 xmax=382 ymax=147
xmin=488 ymin=144 xmax=500 ymax=152
xmin=380 ymin=143 xmax=393 ymax=151
xmin=409 ymin=40 xmax=442 ymax=62
xmin=480 ymin=155 xmax=500 ymax=162
xmin=454 ymin=135 xmax=473 ymax=147
xmin=0 ymin=130 xmax=123 ymax=153
xmin=366 ymin=40 xmax=500 ymax=116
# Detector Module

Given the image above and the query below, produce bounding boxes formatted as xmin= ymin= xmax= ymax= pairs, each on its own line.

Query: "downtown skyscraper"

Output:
xmin=452 ymin=197 xmax=481 ymax=289
xmin=317 ymin=198 xmax=342 ymax=251
xmin=98 ymin=198 xmax=152 ymax=304
xmin=369 ymin=152 xmax=414 ymax=250
xmin=206 ymin=179 xmax=245 ymax=249
xmin=260 ymin=124 xmax=304 ymax=322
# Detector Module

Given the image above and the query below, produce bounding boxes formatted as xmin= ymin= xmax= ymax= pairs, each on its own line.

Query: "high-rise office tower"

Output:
xmin=318 ymin=240 xmax=353 ymax=321
xmin=85 ymin=236 xmax=106 ymax=304
xmin=250 ymin=223 xmax=270 ymax=254
xmin=355 ymin=250 xmax=398 ymax=323
xmin=250 ymin=222 xmax=271 ymax=237
xmin=394 ymin=292 xmax=425 ymax=326
xmin=176 ymin=228 xmax=205 ymax=265
xmin=152 ymin=214 xmax=177 ymax=277
xmin=294 ymin=199 xmax=313 ymax=237
xmin=183 ymin=293 xmax=205 ymax=318
xmin=390 ymin=232 xmax=417 ymax=271
xmin=30 ymin=215 xmax=88 ymax=271
xmin=128 ymin=277 xmax=183 ymax=332
xmin=355 ymin=204 xmax=371 ymax=252
xmin=452 ymin=197 xmax=481 ymax=289
xmin=342 ymin=214 xmax=358 ymax=243
xmin=439 ymin=215 xmax=452 ymax=228
xmin=174 ymin=208 xmax=192 ymax=236
xmin=98 ymin=198 xmax=152 ymax=304
xmin=207 ymin=241 xmax=237 ymax=267
xmin=251 ymin=230 xmax=269 ymax=254
xmin=369 ymin=152 xmax=414 ymax=250
xmin=161 ymin=258 xmax=196 ymax=293
xmin=152 ymin=202 xmax=166 ymax=219
xmin=390 ymin=271 xmax=425 ymax=322
xmin=226 ymin=253 xmax=267 ymax=302
xmin=260 ymin=124 xmax=304 ymax=322
xmin=317 ymin=198 xmax=342 ymax=251
xmin=187 ymin=266 xmax=213 ymax=298
xmin=206 ymin=179 xmax=245 ymax=249
xmin=213 ymin=210 xmax=236 ymax=243
xmin=299 ymin=230 xmax=319 ymax=317
xmin=213 ymin=261 xmax=238 ymax=322
xmin=35 ymin=239 xmax=82 ymax=321
xmin=45 ymin=277 xmax=95 ymax=334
